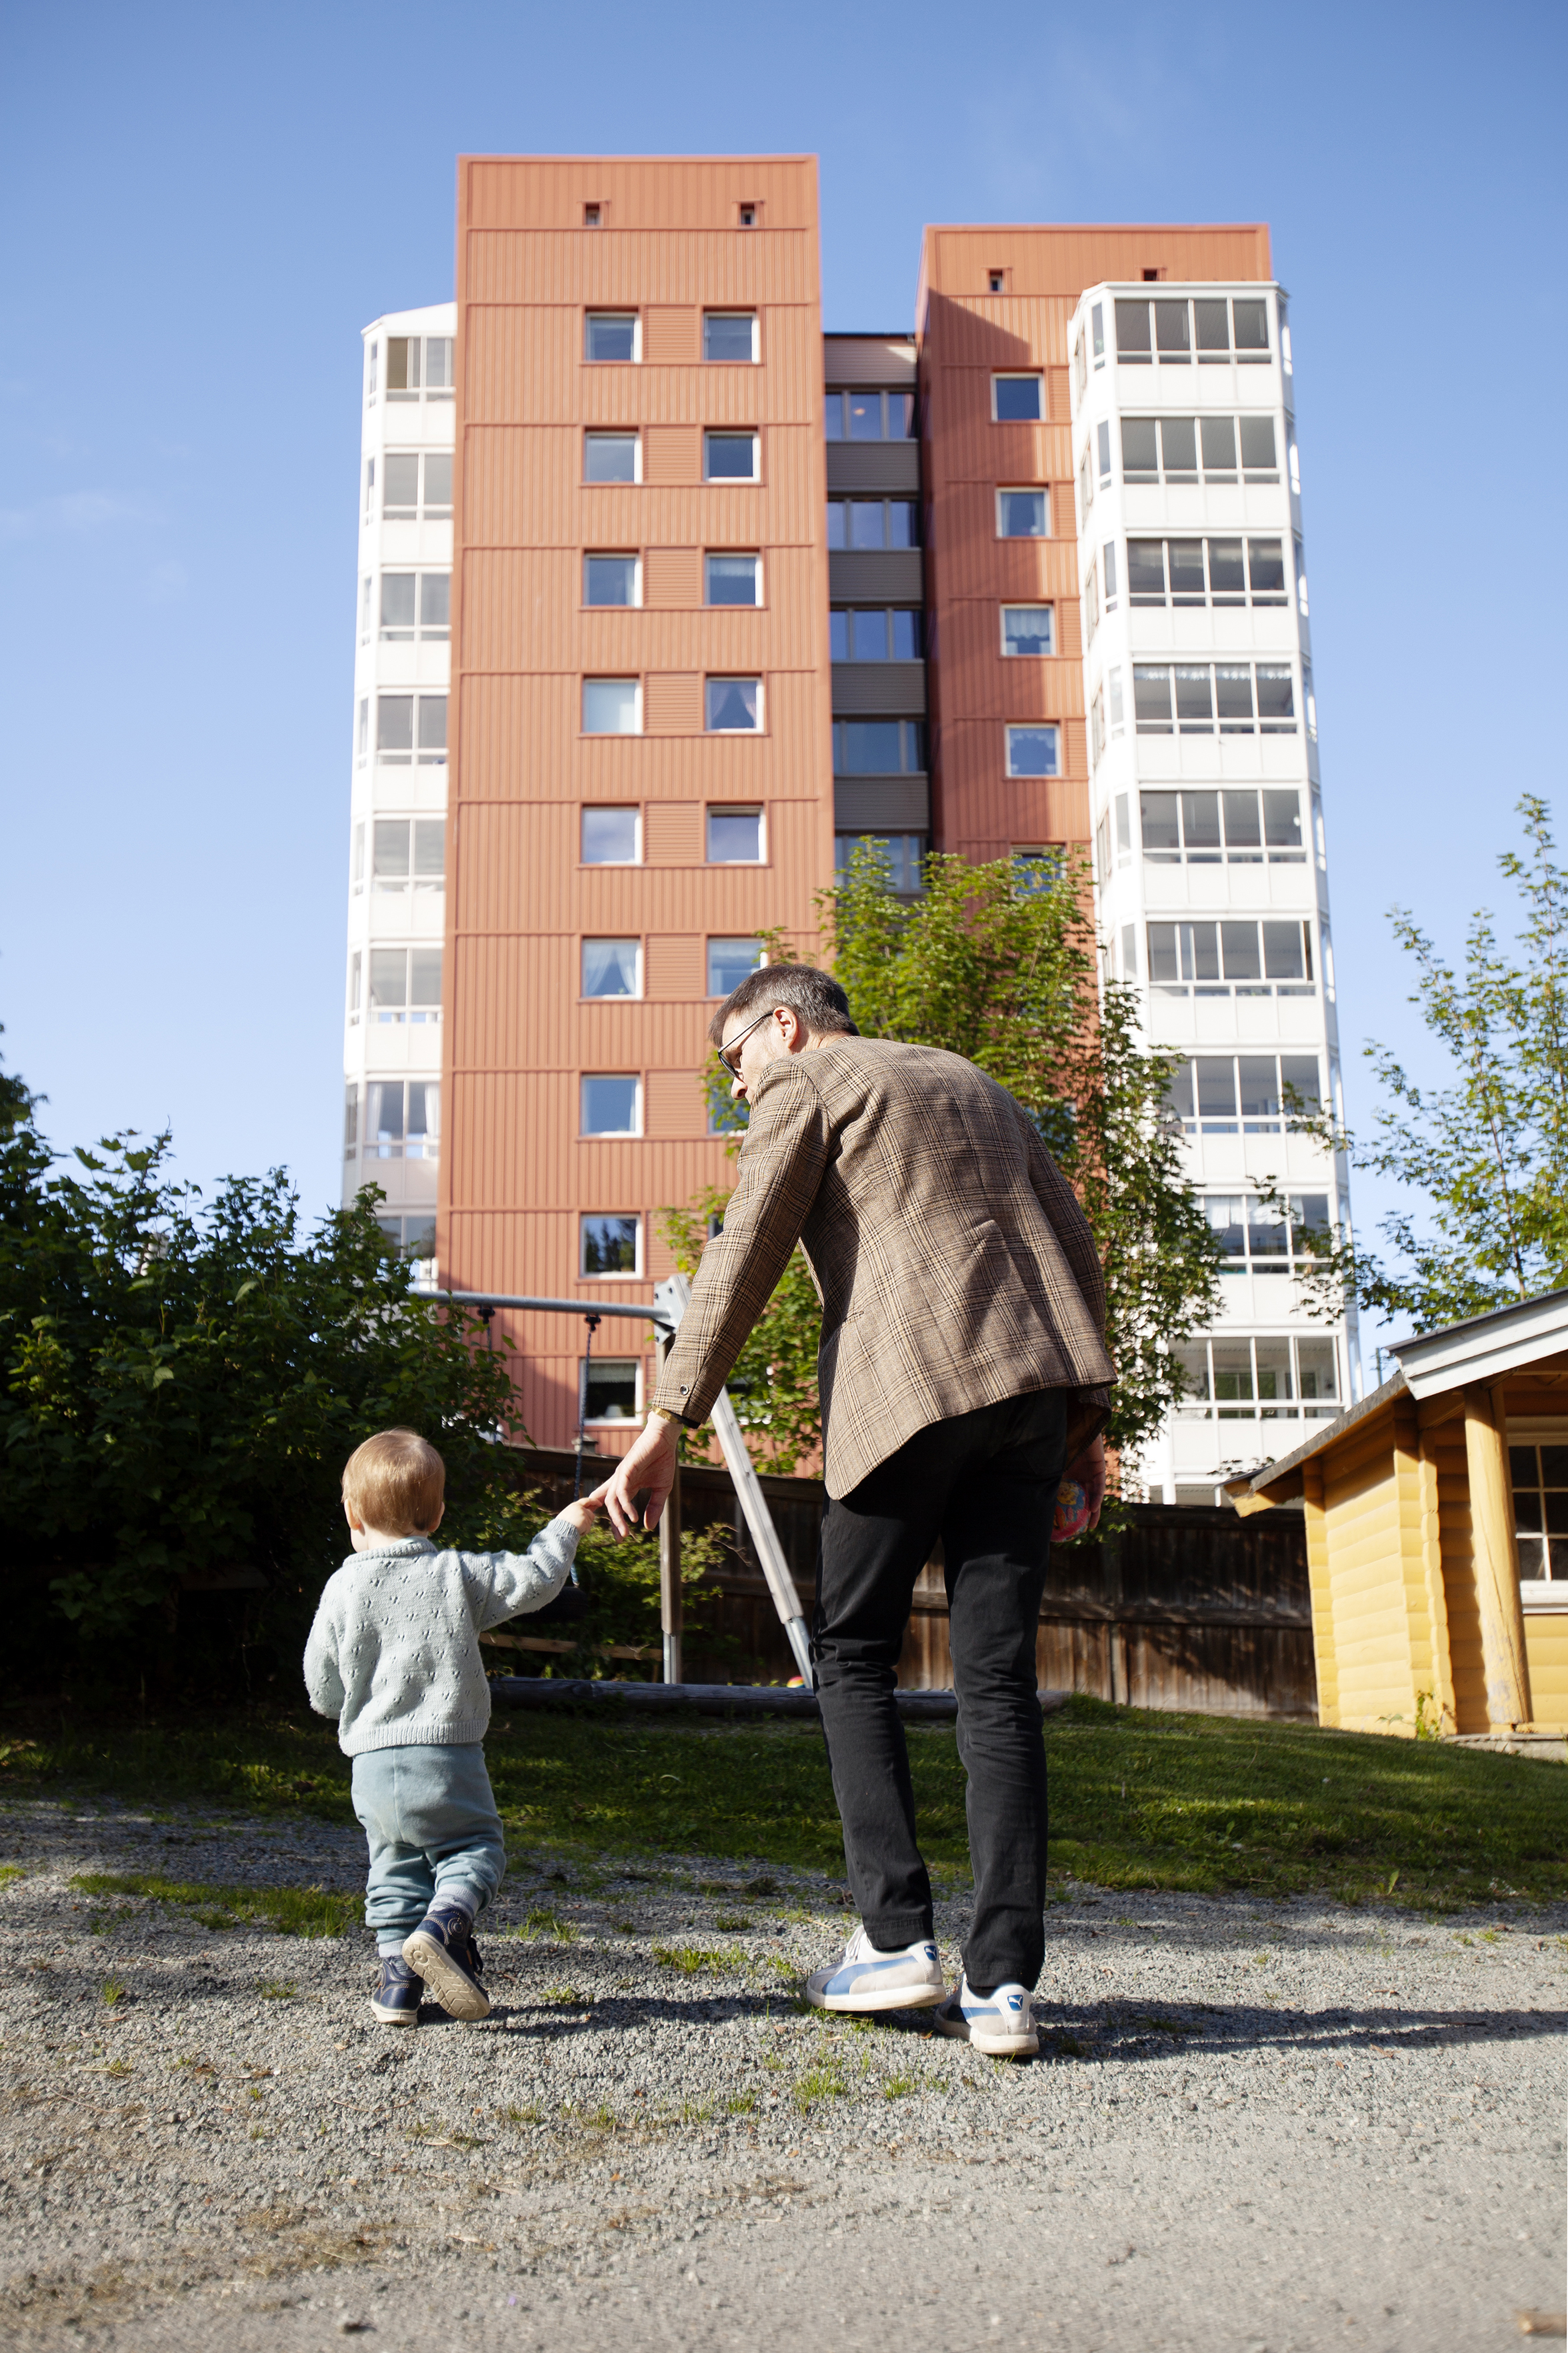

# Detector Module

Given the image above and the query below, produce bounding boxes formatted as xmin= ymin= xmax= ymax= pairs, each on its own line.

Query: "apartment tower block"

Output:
xmin=341 ymin=156 xmax=1353 ymax=1497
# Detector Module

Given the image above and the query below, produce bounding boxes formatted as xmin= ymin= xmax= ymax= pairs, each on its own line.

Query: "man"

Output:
xmin=595 ymin=965 xmax=1112 ymax=2058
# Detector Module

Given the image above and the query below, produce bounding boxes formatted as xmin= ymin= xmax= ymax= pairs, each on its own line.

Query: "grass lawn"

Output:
xmin=3 ymin=1695 xmax=1565 ymax=1910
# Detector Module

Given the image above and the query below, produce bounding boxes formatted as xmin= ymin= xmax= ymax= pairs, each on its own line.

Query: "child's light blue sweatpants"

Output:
xmin=350 ymin=1742 xmax=506 ymax=1942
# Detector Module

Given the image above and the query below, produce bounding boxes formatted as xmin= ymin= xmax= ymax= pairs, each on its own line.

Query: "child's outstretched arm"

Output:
xmin=470 ymin=1500 xmax=601 ymax=1633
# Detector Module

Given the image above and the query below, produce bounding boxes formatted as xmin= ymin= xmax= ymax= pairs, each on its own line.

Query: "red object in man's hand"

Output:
xmin=1052 ymin=1478 xmax=1092 ymax=1544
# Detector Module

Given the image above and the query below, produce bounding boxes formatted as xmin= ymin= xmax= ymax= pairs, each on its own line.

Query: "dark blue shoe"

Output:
xmin=369 ymin=1953 xmax=422 ymax=2026
xmin=403 ymin=1902 xmax=491 ymax=2022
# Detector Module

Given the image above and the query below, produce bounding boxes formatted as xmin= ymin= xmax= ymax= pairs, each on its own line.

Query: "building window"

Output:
xmin=361 ymin=1079 xmax=440 ymax=1161
xmin=1511 ymin=1444 xmax=1568 ymax=1582
xmin=706 ymin=553 xmax=761 ymax=605
xmin=1146 ymin=919 xmax=1315 ymax=997
xmin=1132 ymin=663 xmax=1295 ymax=735
xmin=1005 ymin=725 xmax=1060 ymax=778
xmin=372 ymin=817 xmax=445 ymax=897
xmin=707 ymin=937 xmax=763 ymax=996
xmin=583 ymin=1358 xmax=641 ymax=1422
xmin=1103 ymin=540 xmax=1119 ymax=607
xmin=1120 ymin=923 xmax=1137 ymax=979
xmin=1090 ymin=685 xmax=1104 ymax=765
xmin=1240 ymin=417 xmax=1279 ymax=479
xmin=377 ymin=1213 xmax=437 ymax=1266
xmin=584 ymin=554 xmax=641 ymax=607
xmin=738 ymin=203 xmax=757 ymax=227
xmin=1139 ymin=789 xmax=1304 ymax=865
xmin=1084 ymin=561 xmax=1099 ymax=645
xmin=582 ymin=939 xmax=641 ymax=998
xmin=385 ymin=337 xmax=453 ymax=397
xmin=585 ymin=433 xmax=640 ymax=483
xmin=364 ymin=458 xmax=375 ymax=521
xmin=826 ymin=499 xmax=920 ymax=550
xmin=377 ymin=692 xmax=447 ymax=764
xmin=1001 ymin=605 xmax=1054 ymax=657
xmin=1108 ymin=667 xmax=1124 ymax=733
xmin=583 ymin=203 xmax=601 ymax=227
xmin=830 ymin=608 xmax=923 ymax=660
xmin=834 ymin=833 xmax=925 ymax=894
xmin=989 ymin=269 xmax=1006 ymax=293
xmin=706 ymin=805 xmax=763 ymax=862
xmin=582 ymin=806 xmax=640 ymax=864
xmin=368 ymin=946 xmax=443 ymax=1025
xmin=367 ymin=343 xmax=378 ymax=399
xmin=1013 ymin=849 xmax=1063 ymax=895
xmin=583 ymin=678 xmax=641 ymax=735
xmin=357 ymin=698 xmax=369 ymax=759
xmin=343 ymin=1082 xmax=359 ymax=1159
xmin=705 ymin=432 xmax=759 ymax=482
xmin=705 ymin=677 xmax=761 ymax=732
xmin=996 ymin=487 xmax=1048 ymax=539
xmin=1203 ymin=1192 xmax=1331 ymax=1277
xmin=704 ymin=312 xmax=758 ymax=363
xmin=833 ymin=719 xmax=925 ymax=774
xmin=1077 ymin=451 xmax=1092 ymax=520
xmin=1118 ymin=415 xmax=1277 ymax=487
xmin=1115 ymin=295 xmax=1270 ymax=367
xmin=581 ymin=1214 xmax=641 ymax=1278
xmin=992 ymin=375 xmax=1043 ymax=422
xmin=1163 ymin=1053 xmax=1322 ymax=1137
xmin=581 ymin=1075 xmax=641 ymax=1136
xmin=1096 ymin=421 xmax=1111 ymax=483
xmin=585 ymin=313 xmax=639 ymax=363
xmin=379 ymin=571 xmax=451 ymax=639
xmin=383 ymin=452 xmax=453 ymax=519
xmin=1175 ymin=1333 xmax=1338 ymax=1422
xmin=823 ymin=389 xmax=916 ymax=441
xmin=1126 ymin=536 xmax=1288 ymax=609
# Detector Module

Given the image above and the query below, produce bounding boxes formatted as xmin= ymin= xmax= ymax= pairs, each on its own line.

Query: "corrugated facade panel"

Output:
xmin=919 ymin=225 xmax=1272 ymax=309
xmin=464 ymin=155 xmax=818 ymax=235
xmin=645 ymin=547 xmax=702 ymax=607
xmin=646 ymin=935 xmax=704 ymax=996
xmin=464 ymin=312 xmax=819 ymax=428
xmin=459 ymin=550 xmax=822 ymax=674
xmin=645 ymin=673 xmax=703 ymax=732
xmin=823 ymin=337 xmax=917 ymax=387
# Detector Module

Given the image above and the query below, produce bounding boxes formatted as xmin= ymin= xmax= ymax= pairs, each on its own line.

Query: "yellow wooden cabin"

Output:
xmin=1227 ymin=1288 xmax=1568 ymax=1740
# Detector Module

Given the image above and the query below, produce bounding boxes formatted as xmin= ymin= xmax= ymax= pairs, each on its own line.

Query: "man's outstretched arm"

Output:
xmin=593 ymin=1061 xmax=830 ymax=1534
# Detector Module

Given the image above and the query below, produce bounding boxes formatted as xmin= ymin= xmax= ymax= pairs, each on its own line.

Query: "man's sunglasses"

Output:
xmin=716 ymin=1004 xmax=779 ymax=1079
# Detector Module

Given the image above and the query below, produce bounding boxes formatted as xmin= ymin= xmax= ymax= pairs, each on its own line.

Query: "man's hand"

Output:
xmin=589 ymin=1414 xmax=681 ymax=1538
xmin=1067 ymin=1436 xmax=1108 ymax=1532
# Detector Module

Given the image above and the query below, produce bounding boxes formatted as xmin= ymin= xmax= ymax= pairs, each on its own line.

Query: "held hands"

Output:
xmin=561 ymin=1494 xmax=604 ymax=1536
xmin=589 ymin=1413 xmax=681 ymax=1538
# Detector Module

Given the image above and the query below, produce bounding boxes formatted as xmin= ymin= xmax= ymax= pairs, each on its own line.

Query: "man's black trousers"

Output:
xmin=811 ymin=1388 xmax=1067 ymax=1995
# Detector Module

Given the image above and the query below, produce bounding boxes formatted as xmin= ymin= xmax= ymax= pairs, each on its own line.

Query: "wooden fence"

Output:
xmin=507 ymin=1445 xmax=1317 ymax=1722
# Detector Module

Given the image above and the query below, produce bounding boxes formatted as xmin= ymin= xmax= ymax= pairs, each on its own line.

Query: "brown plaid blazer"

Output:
xmin=652 ymin=1036 xmax=1114 ymax=1498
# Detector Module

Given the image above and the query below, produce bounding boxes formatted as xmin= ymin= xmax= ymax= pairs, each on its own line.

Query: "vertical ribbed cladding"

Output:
xmin=448 ymin=155 xmax=831 ymax=1444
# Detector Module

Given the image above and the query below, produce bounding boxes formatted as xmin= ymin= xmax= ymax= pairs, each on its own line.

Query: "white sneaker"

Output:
xmin=933 ymin=1973 xmax=1039 ymax=2057
xmin=803 ymin=1924 xmax=945 ymax=2013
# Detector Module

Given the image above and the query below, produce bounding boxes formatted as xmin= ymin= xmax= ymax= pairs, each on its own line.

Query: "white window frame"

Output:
xmin=1004 ymin=724 xmax=1061 ymax=779
xmin=367 ymin=944 xmax=443 ymax=1027
xmin=371 ymin=816 xmax=447 ymax=899
xmin=704 ymin=431 xmax=760 ymax=483
xmin=378 ymin=570 xmax=452 ymax=641
xmin=583 ymin=553 xmax=643 ymax=609
xmin=703 ymin=311 xmax=759 ymax=363
xmin=382 ymin=451 xmax=452 ymax=521
xmin=582 ymin=678 xmax=643 ymax=737
xmin=585 ymin=312 xmax=641 ymax=363
xmin=581 ymin=1355 xmax=645 ymax=1424
xmin=385 ymin=334 xmax=453 ymax=400
xmin=999 ymin=604 xmax=1055 ymax=658
xmin=706 ymin=805 xmax=765 ymax=864
xmin=581 ymin=806 xmax=643 ymax=866
xmin=579 ymin=1074 xmax=643 ymax=1138
xmin=704 ymin=677 xmax=763 ymax=734
xmin=706 ymin=937 xmax=765 ymax=997
xmin=994 ymin=486 xmax=1049 ymax=539
xmin=376 ymin=691 xmax=447 ymax=766
xmin=581 ymin=938 xmax=644 ymax=1000
xmin=579 ymin=1213 xmax=644 ymax=1280
xmin=991 ymin=373 xmax=1044 ymax=423
xmin=584 ymin=432 xmax=642 ymax=485
xmin=704 ymin=551 xmax=763 ymax=606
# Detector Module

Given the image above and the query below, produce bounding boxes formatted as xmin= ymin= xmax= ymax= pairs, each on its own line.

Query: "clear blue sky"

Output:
xmin=3 ymin=0 xmax=1563 ymax=1364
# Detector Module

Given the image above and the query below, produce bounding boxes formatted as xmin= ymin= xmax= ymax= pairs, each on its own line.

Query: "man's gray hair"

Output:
xmin=707 ymin=962 xmax=857 ymax=1047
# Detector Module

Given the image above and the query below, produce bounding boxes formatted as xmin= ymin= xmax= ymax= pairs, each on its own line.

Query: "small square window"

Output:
xmin=585 ymin=433 xmax=639 ymax=483
xmin=707 ymin=806 xmax=763 ymax=863
xmin=993 ymin=375 xmax=1043 ymax=422
xmin=585 ymin=555 xmax=639 ymax=607
xmin=707 ymin=937 xmax=763 ymax=996
xmin=583 ymin=1358 xmax=641 ymax=1420
xmin=1001 ymin=605 xmax=1054 ymax=658
xmin=582 ymin=939 xmax=641 ymax=998
xmin=586 ymin=313 xmax=638 ymax=363
xmin=582 ymin=806 xmax=640 ymax=864
xmin=1012 ymin=849 xmax=1063 ymax=894
xmin=996 ymin=488 xmax=1048 ymax=538
xmin=738 ymin=203 xmax=757 ymax=227
xmin=583 ymin=679 xmax=641 ymax=735
xmin=581 ymin=1214 xmax=639 ymax=1277
xmin=704 ymin=313 xmax=757 ymax=363
xmin=705 ymin=677 xmax=761 ymax=732
xmin=1005 ymin=725 xmax=1060 ymax=778
xmin=706 ymin=553 xmax=761 ymax=605
xmin=581 ymin=1075 xmax=641 ymax=1136
xmin=583 ymin=203 xmax=601 ymax=227
xmin=705 ymin=432 xmax=759 ymax=482
xmin=988 ymin=269 xmax=1005 ymax=293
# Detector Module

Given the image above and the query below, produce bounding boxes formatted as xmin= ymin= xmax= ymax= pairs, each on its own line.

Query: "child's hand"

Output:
xmin=562 ymin=1495 xmax=602 ymax=1536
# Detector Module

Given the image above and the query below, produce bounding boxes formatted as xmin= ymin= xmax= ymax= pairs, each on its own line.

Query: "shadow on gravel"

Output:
xmin=1043 ymin=2001 xmax=1568 ymax=2058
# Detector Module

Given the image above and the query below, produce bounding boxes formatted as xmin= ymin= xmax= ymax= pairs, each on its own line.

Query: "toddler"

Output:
xmin=305 ymin=1426 xmax=598 ymax=2026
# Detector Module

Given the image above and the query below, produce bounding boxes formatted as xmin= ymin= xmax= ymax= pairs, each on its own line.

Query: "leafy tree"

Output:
xmin=665 ymin=845 xmax=1221 ymax=1471
xmin=659 ymin=1188 xmax=824 ymax=1474
xmin=1277 ymin=794 xmax=1568 ymax=1330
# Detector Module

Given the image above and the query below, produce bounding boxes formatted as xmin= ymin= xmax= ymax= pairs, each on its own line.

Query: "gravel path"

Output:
xmin=1 ymin=1796 xmax=1565 ymax=2351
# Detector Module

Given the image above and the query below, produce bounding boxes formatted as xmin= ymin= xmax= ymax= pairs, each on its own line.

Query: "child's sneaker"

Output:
xmin=403 ymin=1901 xmax=491 ymax=2022
xmin=370 ymin=1954 xmax=422 ymax=2026
xmin=933 ymin=1972 xmax=1039 ymax=2057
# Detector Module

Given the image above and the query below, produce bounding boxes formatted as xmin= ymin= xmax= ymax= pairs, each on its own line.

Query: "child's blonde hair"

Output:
xmin=341 ymin=1428 xmax=445 ymax=1536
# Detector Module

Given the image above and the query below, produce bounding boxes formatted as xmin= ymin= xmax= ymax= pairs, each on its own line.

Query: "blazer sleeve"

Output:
xmin=651 ymin=1057 xmax=831 ymax=1426
xmin=1021 ymin=1113 xmax=1109 ymax=1340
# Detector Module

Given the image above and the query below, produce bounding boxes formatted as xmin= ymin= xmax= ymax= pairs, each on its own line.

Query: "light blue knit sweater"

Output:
xmin=303 ymin=1519 xmax=579 ymax=1756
